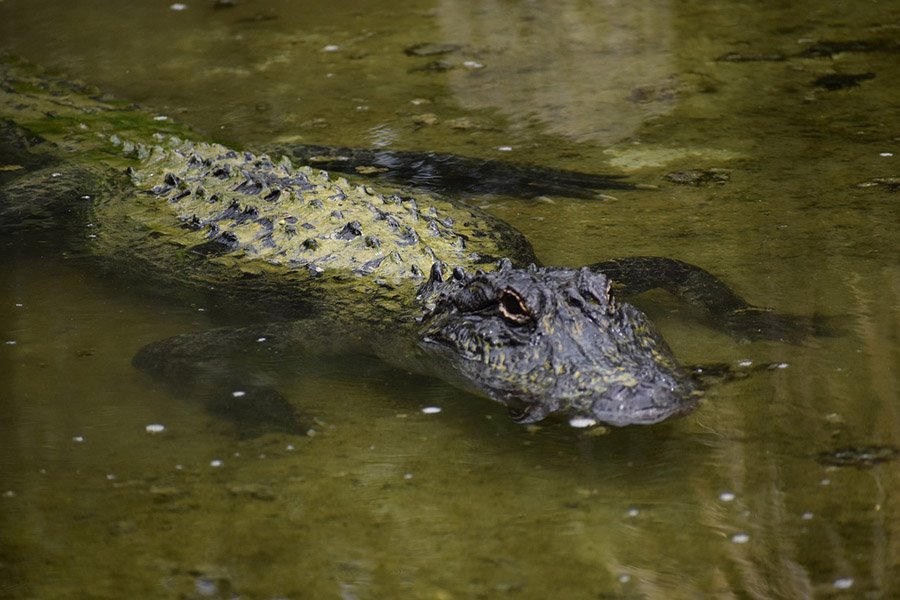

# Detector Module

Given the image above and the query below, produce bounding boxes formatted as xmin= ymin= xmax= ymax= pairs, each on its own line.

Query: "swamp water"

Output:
xmin=1 ymin=1 xmax=898 ymax=598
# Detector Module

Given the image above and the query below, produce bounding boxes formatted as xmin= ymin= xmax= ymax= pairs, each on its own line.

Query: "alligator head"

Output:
xmin=416 ymin=259 xmax=696 ymax=427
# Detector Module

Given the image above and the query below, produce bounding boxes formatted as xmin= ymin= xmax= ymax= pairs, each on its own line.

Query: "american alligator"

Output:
xmin=0 ymin=58 xmax=813 ymax=434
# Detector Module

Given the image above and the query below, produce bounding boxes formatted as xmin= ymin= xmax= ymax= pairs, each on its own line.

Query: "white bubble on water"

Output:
xmin=833 ymin=577 xmax=853 ymax=590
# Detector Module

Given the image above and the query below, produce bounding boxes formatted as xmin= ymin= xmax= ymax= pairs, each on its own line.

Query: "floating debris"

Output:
xmin=421 ymin=406 xmax=442 ymax=414
xmin=813 ymin=72 xmax=875 ymax=91
xmin=411 ymin=113 xmax=439 ymax=126
xmin=856 ymin=177 xmax=900 ymax=191
xmin=414 ymin=60 xmax=455 ymax=73
xmin=823 ymin=412 xmax=844 ymax=425
xmin=797 ymin=39 xmax=899 ymax=58
xmin=145 ymin=423 xmax=166 ymax=434
xmin=719 ymin=492 xmax=736 ymax=502
xmin=404 ymin=43 xmax=461 ymax=57
xmin=226 ymin=483 xmax=275 ymax=501
xmin=731 ymin=532 xmax=750 ymax=544
xmin=664 ymin=168 xmax=731 ymax=186
xmin=716 ymin=52 xmax=786 ymax=62
xmin=833 ymin=577 xmax=854 ymax=590
xmin=817 ymin=445 xmax=899 ymax=468
xmin=568 ymin=417 xmax=597 ymax=428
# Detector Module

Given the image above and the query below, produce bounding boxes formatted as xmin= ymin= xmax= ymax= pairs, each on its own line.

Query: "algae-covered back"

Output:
xmin=0 ymin=55 xmax=197 ymax=161
xmin=109 ymin=137 xmax=529 ymax=285
xmin=1 ymin=56 xmax=535 ymax=315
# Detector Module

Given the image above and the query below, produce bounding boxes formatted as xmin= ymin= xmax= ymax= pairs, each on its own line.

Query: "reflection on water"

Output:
xmin=1 ymin=0 xmax=899 ymax=598
xmin=436 ymin=0 xmax=677 ymax=145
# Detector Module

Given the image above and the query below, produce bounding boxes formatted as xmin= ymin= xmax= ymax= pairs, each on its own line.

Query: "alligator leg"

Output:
xmin=132 ymin=322 xmax=333 ymax=436
xmin=589 ymin=256 xmax=826 ymax=342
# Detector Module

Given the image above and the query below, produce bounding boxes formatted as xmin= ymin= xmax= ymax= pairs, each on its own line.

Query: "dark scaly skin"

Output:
xmin=1 ymin=58 xmax=813 ymax=431
xmin=416 ymin=261 xmax=691 ymax=425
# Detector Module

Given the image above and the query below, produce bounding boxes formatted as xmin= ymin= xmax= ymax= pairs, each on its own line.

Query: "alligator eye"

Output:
xmin=499 ymin=288 xmax=532 ymax=324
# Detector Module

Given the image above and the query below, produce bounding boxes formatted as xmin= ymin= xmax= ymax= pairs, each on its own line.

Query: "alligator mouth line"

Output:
xmin=590 ymin=391 xmax=701 ymax=427
xmin=504 ymin=396 xmax=542 ymax=423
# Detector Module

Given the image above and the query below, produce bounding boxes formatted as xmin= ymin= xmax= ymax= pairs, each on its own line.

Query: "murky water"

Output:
xmin=1 ymin=1 xmax=898 ymax=598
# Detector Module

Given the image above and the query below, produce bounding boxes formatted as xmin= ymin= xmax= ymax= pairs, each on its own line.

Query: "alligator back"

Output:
xmin=1 ymin=57 xmax=536 ymax=320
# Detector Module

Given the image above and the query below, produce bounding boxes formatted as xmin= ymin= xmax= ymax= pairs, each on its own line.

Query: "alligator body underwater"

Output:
xmin=0 ymin=59 xmax=812 ymax=434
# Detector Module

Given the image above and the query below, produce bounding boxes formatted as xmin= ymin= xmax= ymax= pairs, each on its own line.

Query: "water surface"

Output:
xmin=1 ymin=1 xmax=898 ymax=598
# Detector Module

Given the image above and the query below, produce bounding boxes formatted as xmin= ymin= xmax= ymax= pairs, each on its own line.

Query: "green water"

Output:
xmin=1 ymin=1 xmax=898 ymax=598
